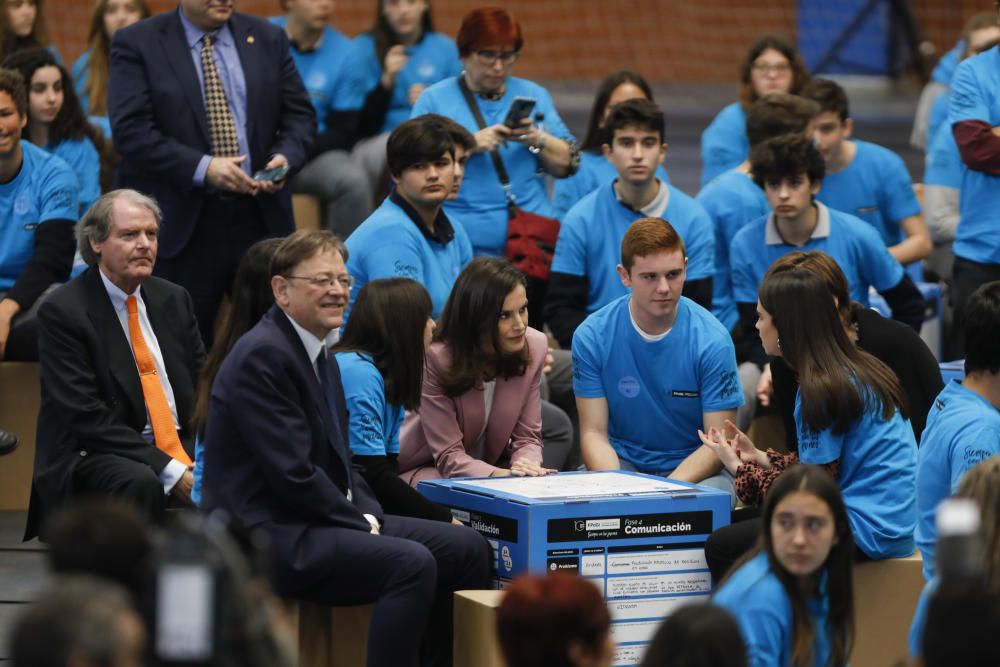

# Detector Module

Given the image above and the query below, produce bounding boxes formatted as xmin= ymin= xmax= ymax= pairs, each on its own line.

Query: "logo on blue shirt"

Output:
xmin=618 ymin=376 xmax=640 ymax=398
xmin=719 ymin=370 xmax=739 ymax=399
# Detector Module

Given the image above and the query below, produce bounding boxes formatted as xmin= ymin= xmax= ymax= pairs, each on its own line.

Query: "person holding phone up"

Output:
xmin=411 ymin=7 xmax=577 ymax=263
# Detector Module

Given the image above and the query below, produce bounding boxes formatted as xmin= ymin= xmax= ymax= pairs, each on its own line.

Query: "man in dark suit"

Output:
xmin=202 ymin=230 xmax=490 ymax=667
xmin=26 ymin=190 xmax=206 ymax=540
xmin=108 ymin=0 xmax=315 ymax=344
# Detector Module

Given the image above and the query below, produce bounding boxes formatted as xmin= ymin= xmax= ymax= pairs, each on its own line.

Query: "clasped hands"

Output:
xmin=697 ymin=419 xmax=770 ymax=476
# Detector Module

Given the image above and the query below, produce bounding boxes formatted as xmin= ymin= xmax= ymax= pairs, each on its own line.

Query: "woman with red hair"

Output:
xmin=497 ymin=572 xmax=614 ymax=667
xmin=411 ymin=6 xmax=578 ymax=326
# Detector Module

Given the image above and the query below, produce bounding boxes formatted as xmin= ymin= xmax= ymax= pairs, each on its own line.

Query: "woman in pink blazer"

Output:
xmin=399 ymin=258 xmax=557 ymax=485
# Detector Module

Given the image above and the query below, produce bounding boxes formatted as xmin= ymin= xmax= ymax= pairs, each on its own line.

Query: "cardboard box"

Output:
xmin=419 ymin=471 xmax=731 ymax=665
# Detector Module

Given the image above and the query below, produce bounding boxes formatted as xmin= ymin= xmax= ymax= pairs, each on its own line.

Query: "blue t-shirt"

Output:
xmin=269 ymin=18 xmax=357 ymax=132
xmin=551 ymin=150 xmax=670 ymax=219
xmin=714 ymin=552 xmax=832 ymax=667
xmin=908 ymin=577 xmax=938 ymax=659
xmin=730 ymin=203 xmax=904 ymax=309
xmin=915 ymin=381 xmax=1000 ymax=580
xmin=696 ymin=168 xmax=770 ymax=330
xmin=344 ymin=194 xmax=473 ymax=320
xmin=924 ymin=111 xmax=963 ymax=189
xmin=335 ymin=351 xmax=404 ymax=457
xmin=795 ymin=387 xmax=917 ymax=558
xmin=411 ymin=76 xmax=574 ymax=256
xmin=949 ymin=45 xmax=1000 ymax=264
xmin=47 ymin=137 xmax=101 ymax=215
xmin=816 ymin=140 xmax=921 ymax=247
xmin=0 ymin=142 xmax=78 ymax=291
xmin=700 ymin=102 xmax=748 ymax=187
xmin=572 ymin=296 xmax=743 ymax=472
xmin=71 ymin=52 xmax=113 ymax=139
xmin=346 ymin=31 xmax=461 ymax=134
xmin=551 ymin=181 xmax=714 ymax=314
xmin=932 ymin=41 xmax=963 ymax=85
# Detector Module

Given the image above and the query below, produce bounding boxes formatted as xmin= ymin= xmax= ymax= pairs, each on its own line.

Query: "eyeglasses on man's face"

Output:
xmin=284 ymin=274 xmax=354 ymax=290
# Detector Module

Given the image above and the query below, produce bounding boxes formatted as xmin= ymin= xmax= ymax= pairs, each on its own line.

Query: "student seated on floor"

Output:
xmin=572 ymin=217 xmax=743 ymax=497
xmin=915 ymin=281 xmax=1000 ymax=581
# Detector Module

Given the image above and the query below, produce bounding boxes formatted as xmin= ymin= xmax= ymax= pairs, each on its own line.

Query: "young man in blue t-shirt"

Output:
xmin=801 ymin=78 xmax=932 ymax=267
xmin=273 ymin=0 xmax=372 ymax=237
xmin=948 ymin=6 xmax=1000 ymax=358
xmin=915 ymin=281 xmax=1000 ymax=581
xmin=697 ymin=93 xmax=819 ymax=334
xmin=546 ymin=99 xmax=714 ymax=349
xmin=0 ymin=69 xmax=77 ymax=362
xmin=731 ymin=134 xmax=925 ymax=373
xmin=345 ymin=115 xmax=472 ymax=321
xmin=697 ymin=93 xmax=820 ymax=430
xmin=573 ymin=217 xmax=743 ymax=497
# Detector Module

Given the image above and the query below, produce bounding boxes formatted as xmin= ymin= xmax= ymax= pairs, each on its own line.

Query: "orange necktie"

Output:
xmin=126 ymin=296 xmax=193 ymax=466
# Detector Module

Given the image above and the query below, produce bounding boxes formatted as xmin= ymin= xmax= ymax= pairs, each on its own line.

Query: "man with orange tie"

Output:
xmin=25 ymin=190 xmax=206 ymax=540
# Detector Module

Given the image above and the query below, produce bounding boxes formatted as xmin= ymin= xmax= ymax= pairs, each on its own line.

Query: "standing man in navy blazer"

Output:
xmin=202 ymin=230 xmax=491 ymax=667
xmin=108 ymin=0 xmax=315 ymax=344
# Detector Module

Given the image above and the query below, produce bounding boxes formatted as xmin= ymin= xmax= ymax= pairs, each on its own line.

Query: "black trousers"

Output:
xmin=154 ymin=196 xmax=271 ymax=347
xmin=72 ymin=453 xmax=168 ymax=523
xmin=287 ymin=515 xmax=492 ymax=667
xmin=949 ymin=256 xmax=1000 ymax=359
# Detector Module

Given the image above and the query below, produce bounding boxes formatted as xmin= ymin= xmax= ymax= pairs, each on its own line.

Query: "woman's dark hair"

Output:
xmin=641 ymin=603 xmax=748 ymax=667
xmin=83 ymin=0 xmax=151 ymax=117
xmin=2 ymin=48 xmax=96 ymax=146
xmin=497 ymin=572 xmax=611 ymax=667
xmin=0 ymin=0 xmax=50 ymax=59
xmin=759 ymin=266 xmax=908 ymax=433
xmin=738 ymin=34 xmax=810 ymax=109
xmin=720 ymin=465 xmax=854 ymax=667
xmin=192 ymin=238 xmax=283 ymax=437
xmin=334 ymin=278 xmax=432 ymax=411
xmin=580 ymin=70 xmax=654 ymax=153
xmin=434 ymin=257 xmax=529 ymax=397
xmin=371 ymin=0 xmax=434 ymax=66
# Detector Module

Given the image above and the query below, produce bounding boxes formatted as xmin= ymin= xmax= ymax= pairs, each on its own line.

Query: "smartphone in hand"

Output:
xmin=253 ymin=164 xmax=290 ymax=182
xmin=503 ymin=97 xmax=537 ymax=128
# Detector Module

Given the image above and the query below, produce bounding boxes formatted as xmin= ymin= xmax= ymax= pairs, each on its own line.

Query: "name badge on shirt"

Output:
xmin=671 ymin=390 xmax=700 ymax=398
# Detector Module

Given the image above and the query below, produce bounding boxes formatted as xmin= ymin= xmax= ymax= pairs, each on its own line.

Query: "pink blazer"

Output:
xmin=398 ymin=327 xmax=546 ymax=486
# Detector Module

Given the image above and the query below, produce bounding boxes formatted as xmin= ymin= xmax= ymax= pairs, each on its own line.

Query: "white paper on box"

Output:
xmin=607 ymin=548 xmax=707 ymax=574
xmin=450 ymin=472 xmax=691 ymax=499
xmin=610 ymin=619 xmax=662 ymax=644
xmin=613 ymin=644 xmax=646 ymax=666
xmin=609 ymin=594 xmax=710 ymax=621
xmin=581 ymin=553 xmax=605 ymax=576
xmin=606 ymin=572 xmax=712 ymax=598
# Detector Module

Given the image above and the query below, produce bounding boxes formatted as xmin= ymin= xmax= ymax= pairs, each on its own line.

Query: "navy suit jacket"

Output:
xmin=108 ymin=10 xmax=315 ymax=259
xmin=202 ymin=306 xmax=383 ymax=591
xmin=26 ymin=268 xmax=206 ymax=538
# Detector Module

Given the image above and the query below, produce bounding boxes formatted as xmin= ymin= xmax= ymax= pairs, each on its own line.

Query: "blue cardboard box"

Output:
xmin=418 ymin=471 xmax=731 ymax=665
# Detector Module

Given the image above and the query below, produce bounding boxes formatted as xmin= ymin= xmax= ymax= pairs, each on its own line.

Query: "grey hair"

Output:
xmin=76 ymin=189 xmax=163 ymax=266
xmin=10 ymin=575 xmax=138 ymax=667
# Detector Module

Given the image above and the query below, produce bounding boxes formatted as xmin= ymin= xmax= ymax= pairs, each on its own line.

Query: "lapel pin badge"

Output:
xmin=247 ymin=35 xmax=255 ymax=44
